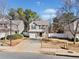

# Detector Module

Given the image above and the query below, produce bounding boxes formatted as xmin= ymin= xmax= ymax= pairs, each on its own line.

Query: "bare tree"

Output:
xmin=72 ymin=0 xmax=79 ymax=44
xmin=58 ymin=0 xmax=79 ymax=44
xmin=0 ymin=0 xmax=8 ymax=45
xmin=75 ymin=0 xmax=79 ymax=16
xmin=0 ymin=0 xmax=8 ymax=15
xmin=61 ymin=0 xmax=73 ymax=13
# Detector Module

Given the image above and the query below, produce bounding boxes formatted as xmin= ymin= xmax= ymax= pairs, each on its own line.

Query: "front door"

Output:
xmin=40 ymin=33 xmax=42 ymax=37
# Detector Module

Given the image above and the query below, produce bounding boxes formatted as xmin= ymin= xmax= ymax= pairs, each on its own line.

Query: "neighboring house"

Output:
xmin=29 ymin=20 xmax=49 ymax=39
xmin=64 ymin=19 xmax=79 ymax=39
xmin=0 ymin=17 xmax=24 ymax=38
xmin=49 ymin=19 xmax=79 ymax=39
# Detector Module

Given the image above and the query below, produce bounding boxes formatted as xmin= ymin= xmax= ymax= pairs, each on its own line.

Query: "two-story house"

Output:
xmin=0 ymin=17 xmax=24 ymax=38
xmin=64 ymin=18 xmax=79 ymax=39
xmin=29 ymin=20 xmax=49 ymax=39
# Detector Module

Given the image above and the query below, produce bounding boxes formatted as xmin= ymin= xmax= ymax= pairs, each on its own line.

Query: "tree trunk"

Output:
xmin=74 ymin=35 xmax=76 ymax=44
xmin=23 ymin=20 xmax=29 ymax=32
xmin=73 ymin=21 xmax=78 ymax=44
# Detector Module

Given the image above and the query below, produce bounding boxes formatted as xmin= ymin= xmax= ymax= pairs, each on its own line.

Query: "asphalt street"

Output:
xmin=0 ymin=52 xmax=78 ymax=59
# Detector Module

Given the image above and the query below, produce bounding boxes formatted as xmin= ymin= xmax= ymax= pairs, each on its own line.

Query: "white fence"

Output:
xmin=48 ymin=33 xmax=79 ymax=39
xmin=48 ymin=33 xmax=68 ymax=38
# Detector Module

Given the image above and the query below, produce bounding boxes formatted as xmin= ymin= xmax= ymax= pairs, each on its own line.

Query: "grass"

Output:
xmin=41 ymin=38 xmax=79 ymax=53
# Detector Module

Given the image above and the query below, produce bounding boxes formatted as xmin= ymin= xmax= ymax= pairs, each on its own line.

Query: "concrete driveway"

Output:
xmin=6 ymin=39 xmax=41 ymax=52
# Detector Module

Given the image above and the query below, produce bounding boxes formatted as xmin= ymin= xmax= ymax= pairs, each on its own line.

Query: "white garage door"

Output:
xmin=29 ymin=33 xmax=36 ymax=38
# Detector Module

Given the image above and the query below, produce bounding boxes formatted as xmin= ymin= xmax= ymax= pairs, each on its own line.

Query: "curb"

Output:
xmin=40 ymin=51 xmax=79 ymax=58
xmin=55 ymin=53 xmax=79 ymax=58
xmin=1 ymin=49 xmax=79 ymax=58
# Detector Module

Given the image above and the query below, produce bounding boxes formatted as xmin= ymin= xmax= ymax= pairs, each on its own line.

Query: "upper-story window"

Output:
xmin=39 ymin=26 xmax=42 ymax=29
xmin=31 ymin=24 xmax=36 ymax=29
xmin=77 ymin=27 xmax=79 ymax=32
xmin=39 ymin=25 xmax=46 ymax=29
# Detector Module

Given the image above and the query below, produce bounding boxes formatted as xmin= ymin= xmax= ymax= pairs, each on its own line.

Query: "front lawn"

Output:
xmin=41 ymin=38 xmax=79 ymax=53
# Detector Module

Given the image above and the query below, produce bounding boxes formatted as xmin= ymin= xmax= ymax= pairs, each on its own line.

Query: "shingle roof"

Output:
xmin=32 ymin=20 xmax=49 ymax=25
xmin=29 ymin=29 xmax=44 ymax=33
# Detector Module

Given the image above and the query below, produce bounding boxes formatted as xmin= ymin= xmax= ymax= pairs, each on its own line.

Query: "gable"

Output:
xmin=30 ymin=20 xmax=49 ymax=26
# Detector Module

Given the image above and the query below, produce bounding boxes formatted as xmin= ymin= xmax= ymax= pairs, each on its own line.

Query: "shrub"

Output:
xmin=76 ymin=38 xmax=79 ymax=42
xmin=68 ymin=38 xmax=79 ymax=42
xmin=14 ymin=34 xmax=23 ymax=39
xmin=7 ymin=35 xmax=15 ymax=40
xmin=7 ymin=34 xmax=23 ymax=40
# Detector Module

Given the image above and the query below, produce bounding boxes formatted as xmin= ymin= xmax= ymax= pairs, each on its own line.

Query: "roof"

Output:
xmin=29 ymin=29 xmax=44 ymax=33
xmin=0 ymin=18 xmax=21 ymax=25
xmin=11 ymin=20 xmax=21 ymax=25
xmin=32 ymin=20 xmax=49 ymax=26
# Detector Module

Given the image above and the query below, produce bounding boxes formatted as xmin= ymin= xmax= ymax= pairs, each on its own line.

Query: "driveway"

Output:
xmin=6 ymin=39 xmax=41 ymax=52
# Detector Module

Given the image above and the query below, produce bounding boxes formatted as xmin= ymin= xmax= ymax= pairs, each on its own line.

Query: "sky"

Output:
xmin=5 ymin=0 xmax=62 ymax=20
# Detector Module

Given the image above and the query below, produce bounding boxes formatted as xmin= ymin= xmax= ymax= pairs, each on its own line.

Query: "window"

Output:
xmin=31 ymin=24 xmax=36 ymax=29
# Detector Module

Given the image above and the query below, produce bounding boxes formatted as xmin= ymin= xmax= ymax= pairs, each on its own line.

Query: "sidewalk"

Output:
xmin=40 ymin=48 xmax=79 ymax=57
